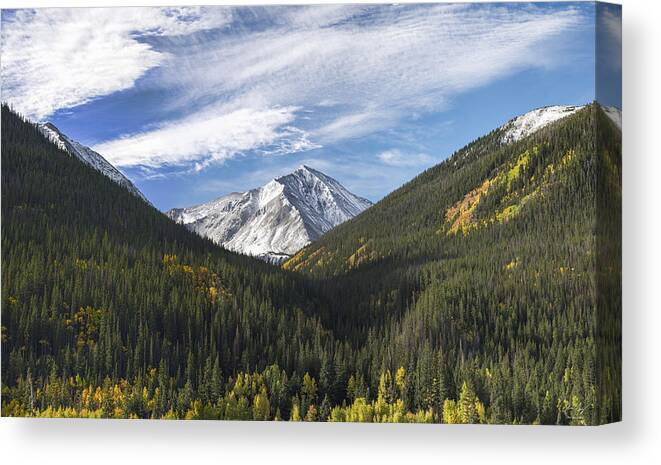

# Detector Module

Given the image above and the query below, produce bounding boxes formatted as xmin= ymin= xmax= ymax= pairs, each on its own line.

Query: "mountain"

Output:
xmin=37 ymin=122 xmax=149 ymax=203
xmin=499 ymin=103 xmax=622 ymax=140
xmin=287 ymin=104 xmax=608 ymax=277
xmin=1 ymin=104 xmax=337 ymax=419
xmin=284 ymin=103 xmax=621 ymax=423
xmin=167 ymin=165 xmax=372 ymax=262
xmin=1 ymin=103 xmax=621 ymax=424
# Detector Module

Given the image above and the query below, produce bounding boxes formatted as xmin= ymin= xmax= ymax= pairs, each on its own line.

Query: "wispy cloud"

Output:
xmin=152 ymin=4 xmax=585 ymax=144
xmin=378 ymin=149 xmax=434 ymax=168
xmin=2 ymin=4 xmax=587 ymax=172
xmin=0 ymin=7 xmax=231 ymax=120
xmin=314 ymin=109 xmax=400 ymax=143
xmin=93 ymin=105 xmax=319 ymax=168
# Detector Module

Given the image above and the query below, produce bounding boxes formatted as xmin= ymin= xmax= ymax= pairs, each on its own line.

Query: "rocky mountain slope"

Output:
xmin=167 ymin=165 xmax=372 ymax=262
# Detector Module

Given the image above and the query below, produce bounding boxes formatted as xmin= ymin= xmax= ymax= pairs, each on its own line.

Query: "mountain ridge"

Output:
xmin=499 ymin=103 xmax=621 ymax=143
xmin=499 ymin=105 xmax=585 ymax=143
xmin=37 ymin=122 xmax=149 ymax=203
xmin=284 ymin=102 xmax=620 ymax=276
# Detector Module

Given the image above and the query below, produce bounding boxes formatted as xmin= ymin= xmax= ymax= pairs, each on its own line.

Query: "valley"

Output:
xmin=1 ymin=103 xmax=621 ymax=424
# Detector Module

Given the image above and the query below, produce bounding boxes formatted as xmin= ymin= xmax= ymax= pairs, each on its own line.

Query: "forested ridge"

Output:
xmin=1 ymin=103 xmax=621 ymax=424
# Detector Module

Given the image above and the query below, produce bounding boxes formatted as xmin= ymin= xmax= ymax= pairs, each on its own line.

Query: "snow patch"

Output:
xmin=500 ymin=105 xmax=584 ymax=143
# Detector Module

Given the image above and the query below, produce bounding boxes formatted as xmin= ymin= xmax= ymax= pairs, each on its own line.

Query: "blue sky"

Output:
xmin=1 ymin=3 xmax=610 ymax=211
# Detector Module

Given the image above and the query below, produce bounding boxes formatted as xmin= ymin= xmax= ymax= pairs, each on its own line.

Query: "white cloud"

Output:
xmin=0 ymin=7 xmax=231 ymax=120
xmin=156 ymin=4 xmax=585 ymax=144
xmin=378 ymin=149 xmax=434 ymax=168
xmin=314 ymin=110 xmax=399 ymax=143
xmin=2 ymin=4 xmax=587 ymax=172
xmin=93 ymin=106 xmax=318 ymax=168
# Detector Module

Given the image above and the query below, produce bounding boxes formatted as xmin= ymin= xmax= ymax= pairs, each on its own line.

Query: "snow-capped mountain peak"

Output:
xmin=37 ymin=122 xmax=149 ymax=203
xmin=167 ymin=167 xmax=372 ymax=263
xmin=500 ymin=104 xmax=621 ymax=144
xmin=276 ymin=165 xmax=372 ymax=237
xmin=500 ymin=105 xmax=584 ymax=143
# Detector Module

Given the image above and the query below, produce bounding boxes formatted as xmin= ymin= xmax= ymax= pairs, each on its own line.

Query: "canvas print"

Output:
xmin=0 ymin=2 xmax=621 ymax=424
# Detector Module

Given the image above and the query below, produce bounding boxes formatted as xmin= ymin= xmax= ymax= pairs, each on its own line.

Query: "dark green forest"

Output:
xmin=1 ymin=103 xmax=621 ymax=424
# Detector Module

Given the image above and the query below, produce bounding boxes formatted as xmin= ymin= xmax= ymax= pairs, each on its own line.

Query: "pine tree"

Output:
xmin=458 ymin=381 xmax=479 ymax=424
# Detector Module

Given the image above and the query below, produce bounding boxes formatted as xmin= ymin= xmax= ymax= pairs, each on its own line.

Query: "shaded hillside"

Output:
xmin=285 ymin=104 xmax=621 ymax=424
xmin=0 ymin=105 xmax=339 ymax=419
